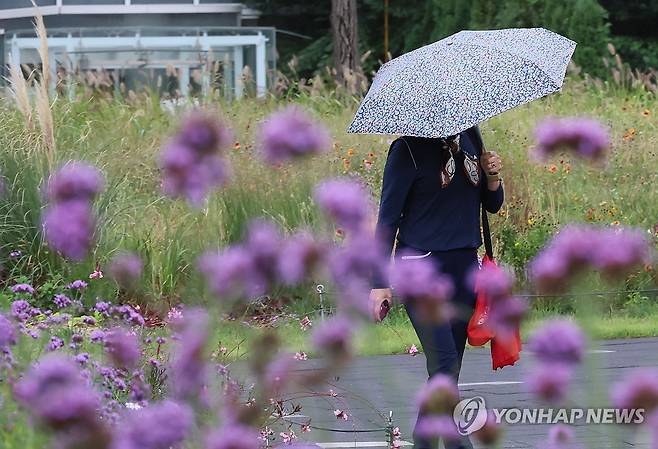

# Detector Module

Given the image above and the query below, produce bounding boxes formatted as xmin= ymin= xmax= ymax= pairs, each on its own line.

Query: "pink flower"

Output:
xmin=279 ymin=430 xmax=297 ymax=443
xmin=407 ymin=344 xmax=419 ymax=356
xmin=299 ymin=316 xmax=312 ymax=331
xmin=89 ymin=269 xmax=103 ymax=280
xmin=334 ymin=409 xmax=349 ymax=420
xmin=314 ymin=178 xmax=370 ymax=232
xmin=528 ymin=320 xmax=586 ymax=366
xmin=294 ymin=352 xmax=308 ymax=361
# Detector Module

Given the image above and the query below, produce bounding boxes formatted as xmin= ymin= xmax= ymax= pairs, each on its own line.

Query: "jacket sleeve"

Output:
xmin=372 ymin=139 xmax=417 ymax=288
xmin=481 ymin=171 xmax=504 ymax=213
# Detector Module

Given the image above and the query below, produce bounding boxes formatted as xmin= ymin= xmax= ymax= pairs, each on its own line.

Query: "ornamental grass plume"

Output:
xmin=257 ymin=105 xmax=331 ymax=165
xmin=533 ymin=117 xmax=610 ymax=163
xmin=159 ymin=112 xmax=232 ymax=206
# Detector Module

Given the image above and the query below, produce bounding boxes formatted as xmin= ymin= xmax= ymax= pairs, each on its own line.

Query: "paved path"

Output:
xmin=279 ymin=337 xmax=658 ymax=448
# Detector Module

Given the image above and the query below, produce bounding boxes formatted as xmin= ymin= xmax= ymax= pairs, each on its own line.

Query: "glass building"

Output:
xmin=0 ymin=1 xmax=276 ymax=98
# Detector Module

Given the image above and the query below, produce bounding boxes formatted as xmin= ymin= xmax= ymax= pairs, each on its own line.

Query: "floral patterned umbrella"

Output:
xmin=348 ymin=28 xmax=576 ymax=138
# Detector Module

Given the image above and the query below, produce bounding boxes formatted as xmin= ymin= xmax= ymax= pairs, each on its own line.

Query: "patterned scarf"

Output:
xmin=440 ymin=134 xmax=480 ymax=188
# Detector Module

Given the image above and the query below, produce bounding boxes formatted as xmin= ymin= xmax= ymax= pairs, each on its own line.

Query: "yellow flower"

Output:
xmin=343 ymin=158 xmax=350 ymax=170
xmin=642 ymin=109 xmax=651 ymax=117
xmin=611 ymin=220 xmax=620 ymax=226
xmin=347 ymin=148 xmax=355 ymax=157
xmin=527 ymin=217 xmax=535 ymax=226
xmin=547 ymin=164 xmax=558 ymax=173
xmin=368 ymin=152 xmax=375 ymax=159
xmin=233 ymin=142 xmax=241 ymax=150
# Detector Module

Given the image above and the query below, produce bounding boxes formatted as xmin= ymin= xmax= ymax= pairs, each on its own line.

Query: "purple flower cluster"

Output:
xmin=206 ymin=423 xmax=261 ymax=449
xmin=314 ymin=178 xmax=371 ymax=233
xmin=46 ymin=161 xmax=104 ymax=203
xmin=611 ymin=369 xmax=658 ymax=414
xmin=311 ymin=315 xmax=353 ymax=363
xmin=0 ymin=312 xmax=17 ymax=353
xmin=169 ymin=309 xmax=209 ymax=401
xmin=414 ymin=374 xmax=461 ymax=441
xmin=42 ymin=162 xmax=104 ymax=261
xmin=11 ymin=283 xmax=35 ymax=295
xmin=527 ymin=320 xmax=586 ymax=403
xmin=111 ymin=400 xmax=193 ymax=449
xmin=104 ymin=328 xmax=141 ymax=369
xmin=390 ymin=255 xmax=453 ymax=323
xmin=160 ymin=112 xmax=232 ymax=206
xmin=53 ymin=294 xmax=72 ymax=309
xmin=67 ymin=279 xmax=88 ymax=290
xmin=14 ymin=354 xmax=101 ymax=429
xmin=533 ymin=117 xmax=610 ymax=163
xmin=530 ymin=225 xmax=653 ymax=293
xmin=108 ymin=252 xmax=143 ymax=289
xmin=200 ymin=221 xmax=328 ymax=301
xmin=469 ymin=262 xmax=527 ymax=338
xmin=257 ymin=106 xmax=331 ymax=165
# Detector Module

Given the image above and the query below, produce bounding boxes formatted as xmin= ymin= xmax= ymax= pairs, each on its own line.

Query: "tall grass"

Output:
xmin=1 ymin=76 xmax=656 ymax=314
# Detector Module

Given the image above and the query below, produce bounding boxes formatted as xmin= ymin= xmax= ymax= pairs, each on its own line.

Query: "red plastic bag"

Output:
xmin=467 ymin=255 xmax=496 ymax=346
xmin=467 ymin=255 xmax=521 ymax=370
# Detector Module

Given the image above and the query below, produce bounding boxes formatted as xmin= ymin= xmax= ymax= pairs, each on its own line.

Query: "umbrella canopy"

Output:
xmin=348 ymin=28 xmax=576 ymax=138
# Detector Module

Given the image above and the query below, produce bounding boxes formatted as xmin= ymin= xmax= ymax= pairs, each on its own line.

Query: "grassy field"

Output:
xmin=1 ymin=77 xmax=657 ymax=348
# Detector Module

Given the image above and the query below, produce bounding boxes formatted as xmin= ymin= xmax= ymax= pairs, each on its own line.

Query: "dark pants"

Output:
xmin=398 ymin=244 xmax=477 ymax=449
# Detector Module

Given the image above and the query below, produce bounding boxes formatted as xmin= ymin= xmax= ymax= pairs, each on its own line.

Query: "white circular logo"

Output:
xmin=453 ymin=396 xmax=487 ymax=435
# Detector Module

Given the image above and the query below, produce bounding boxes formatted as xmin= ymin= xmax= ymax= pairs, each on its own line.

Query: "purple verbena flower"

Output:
xmin=177 ymin=112 xmax=232 ymax=155
xmin=257 ymin=106 xmax=331 ymax=165
xmin=533 ymin=117 xmax=610 ymax=163
xmin=528 ymin=320 xmax=586 ymax=366
xmin=546 ymin=424 xmax=583 ymax=449
xmin=111 ymin=400 xmax=193 ymax=449
xmin=47 ymin=336 xmax=65 ymax=351
xmin=11 ymin=283 xmax=35 ymax=295
xmin=11 ymin=300 xmax=32 ymax=322
xmin=9 ymin=250 xmax=22 ymax=258
xmin=67 ymin=280 xmax=88 ymax=290
xmin=108 ymin=252 xmax=143 ymax=288
xmin=90 ymin=329 xmax=106 ymax=343
xmin=415 ymin=415 xmax=460 ymax=441
xmin=277 ymin=231 xmax=327 ymax=285
xmin=311 ymin=315 xmax=353 ymax=362
xmin=329 ymin=232 xmax=387 ymax=289
xmin=94 ymin=301 xmax=111 ymax=316
xmin=170 ymin=309 xmax=209 ymax=401
xmin=14 ymin=354 xmax=101 ymax=429
xmin=75 ymin=353 xmax=90 ymax=367
xmin=205 ymin=424 xmax=261 ymax=449
xmin=53 ymin=294 xmax=72 ymax=308
xmin=416 ymin=374 xmax=460 ymax=415
xmin=611 ymin=369 xmax=658 ymax=414
xmin=104 ymin=328 xmax=141 ymax=369
xmin=314 ymin=178 xmax=370 ymax=232
xmin=160 ymin=113 xmax=232 ymax=207
xmin=488 ymin=296 xmax=528 ymax=339
xmin=42 ymin=200 xmax=96 ymax=261
xmin=527 ymin=363 xmax=573 ymax=404
xmin=46 ymin=161 xmax=104 ymax=203
xmin=0 ymin=313 xmax=17 ymax=350
xmin=198 ymin=246 xmax=259 ymax=300
xmin=469 ymin=262 xmax=515 ymax=302
xmin=592 ymin=227 xmax=652 ymax=278
xmin=390 ymin=254 xmax=453 ymax=323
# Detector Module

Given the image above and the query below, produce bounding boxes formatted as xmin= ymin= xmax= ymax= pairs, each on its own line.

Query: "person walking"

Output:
xmin=369 ymin=126 xmax=504 ymax=449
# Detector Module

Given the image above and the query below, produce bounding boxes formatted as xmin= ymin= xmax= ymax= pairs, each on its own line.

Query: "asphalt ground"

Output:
xmin=276 ymin=337 xmax=658 ymax=448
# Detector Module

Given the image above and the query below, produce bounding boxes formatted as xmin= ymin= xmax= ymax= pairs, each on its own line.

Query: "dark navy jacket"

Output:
xmin=373 ymin=128 xmax=504 ymax=287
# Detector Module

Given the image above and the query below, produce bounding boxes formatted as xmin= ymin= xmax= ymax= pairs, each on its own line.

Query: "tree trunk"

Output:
xmin=331 ymin=0 xmax=361 ymax=83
